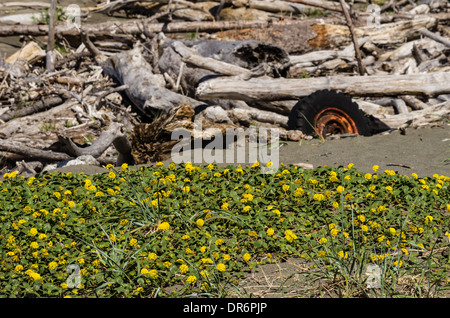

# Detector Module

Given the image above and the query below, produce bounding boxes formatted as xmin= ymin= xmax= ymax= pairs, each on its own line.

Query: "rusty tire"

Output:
xmin=287 ymin=90 xmax=372 ymax=137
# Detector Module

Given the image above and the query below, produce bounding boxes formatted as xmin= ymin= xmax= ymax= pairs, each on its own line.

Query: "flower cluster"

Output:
xmin=0 ymin=161 xmax=448 ymax=297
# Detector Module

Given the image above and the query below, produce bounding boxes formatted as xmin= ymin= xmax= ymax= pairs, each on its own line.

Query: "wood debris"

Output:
xmin=0 ymin=0 xmax=449 ymax=175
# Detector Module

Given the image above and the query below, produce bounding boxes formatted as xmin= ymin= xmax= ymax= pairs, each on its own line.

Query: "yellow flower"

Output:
xmin=201 ymin=258 xmax=213 ymax=265
xmin=372 ymin=165 xmax=379 ymax=172
xmin=285 ymin=230 xmax=298 ymax=242
xmin=29 ymin=228 xmax=38 ymax=236
xmin=15 ymin=265 xmax=23 ymax=272
xmin=179 ymin=264 xmax=189 ymax=274
xmin=150 ymin=270 xmax=159 ymax=279
xmin=364 ymin=173 xmax=372 ymax=180
xmin=156 ymin=161 xmax=164 ymax=167
xmin=329 ymin=175 xmax=338 ymax=182
xmin=336 ymin=186 xmax=345 ymax=194
xmin=221 ymin=202 xmax=229 ymax=211
xmin=313 ymin=193 xmax=325 ymax=202
xmin=393 ymin=260 xmax=403 ymax=268
xmin=357 ymin=215 xmax=366 ymax=223
xmin=330 ymin=228 xmax=339 ymax=237
xmin=385 ymin=186 xmax=393 ymax=191
xmin=158 ymin=222 xmax=170 ymax=231
xmin=332 ymin=202 xmax=339 ymax=209
xmin=266 ymin=161 xmax=273 ymax=168
xmin=121 ymin=163 xmax=128 ymax=171
xmin=361 ymin=225 xmax=369 ymax=232
xmin=30 ymin=242 xmax=39 ymax=249
xmin=182 ymin=186 xmax=190 ymax=194
xmin=319 ymin=237 xmax=327 ymax=244
xmin=282 ymin=184 xmax=290 ymax=192
xmin=389 ymin=227 xmax=396 ymax=235
xmin=412 ymin=173 xmax=418 ymax=179
xmin=215 ymin=239 xmax=224 ymax=246
xmin=187 ymin=275 xmax=197 ymax=285
xmin=447 ymin=204 xmax=450 ymax=213
xmin=251 ymin=161 xmax=260 ymax=168
xmin=425 ymin=215 xmax=433 ymax=224
xmin=243 ymin=253 xmax=251 ymax=262
xmin=337 ymin=250 xmax=348 ymax=259
xmin=243 ymin=205 xmax=251 ymax=212
xmin=384 ymin=170 xmax=396 ymax=176
xmin=216 ymin=263 xmax=226 ymax=272
xmin=148 ymin=253 xmax=157 ymax=260
xmin=294 ymin=187 xmax=304 ymax=197
xmin=129 ymin=238 xmax=138 ymax=247
xmin=266 ymin=228 xmax=274 ymax=236
xmin=108 ymin=171 xmax=116 ymax=179
xmin=196 ymin=219 xmax=204 ymax=227
xmin=48 ymin=261 xmax=58 ymax=270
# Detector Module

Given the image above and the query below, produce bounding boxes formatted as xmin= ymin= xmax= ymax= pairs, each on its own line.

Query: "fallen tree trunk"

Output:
xmin=232 ymin=0 xmax=343 ymax=13
xmin=227 ymin=107 xmax=289 ymax=128
xmin=377 ymin=100 xmax=450 ymax=129
xmin=103 ymin=43 xmax=205 ymax=114
xmin=0 ymin=96 xmax=64 ymax=122
xmin=0 ymin=17 xmax=305 ymax=37
xmin=0 ymin=139 xmax=72 ymax=161
xmin=171 ymin=41 xmax=252 ymax=77
xmin=57 ymin=122 xmax=134 ymax=165
xmin=196 ymin=72 xmax=450 ymax=101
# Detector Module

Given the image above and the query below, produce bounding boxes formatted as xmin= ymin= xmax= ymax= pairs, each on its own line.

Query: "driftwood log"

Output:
xmin=0 ymin=18 xmax=309 ymax=37
xmin=196 ymin=72 xmax=450 ymax=101
xmin=58 ymin=122 xmax=134 ymax=166
xmin=377 ymin=100 xmax=450 ymax=129
xmin=103 ymin=43 xmax=205 ymax=114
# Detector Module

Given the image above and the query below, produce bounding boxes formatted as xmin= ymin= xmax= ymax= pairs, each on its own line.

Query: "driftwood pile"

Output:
xmin=0 ymin=0 xmax=449 ymax=175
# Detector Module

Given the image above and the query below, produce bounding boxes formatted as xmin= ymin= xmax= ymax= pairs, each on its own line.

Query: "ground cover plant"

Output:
xmin=0 ymin=161 xmax=449 ymax=298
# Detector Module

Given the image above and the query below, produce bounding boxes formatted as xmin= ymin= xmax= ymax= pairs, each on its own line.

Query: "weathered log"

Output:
xmin=103 ymin=43 xmax=205 ymax=114
xmin=46 ymin=0 xmax=57 ymax=72
xmin=196 ymin=72 xmax=450 ymax=101
xmin=232 ymin=0 xmax=342 ymax=13
xmin=0 ymin=139 xmax=72 ymax=161
xmin=210 ymin=16 xmax=437 ymax=55
xmin=57 ymin=122 xmax=134 ymax=165
xmin=0 ymin=17 xmax=305 ymax=37
xmin=5 ymin=41 xmax=45 ymax=65
xmin=170 ymin=41 xmax=252 ymax=77
xmin=339 ymin=0 xmax=365 ymax=75
xmin=227 ymin=108 xmax=289 ymax=128
xmin=376 ymin=101 xmax=450 ymax=129
xmin=0 ymin=96 xmax=64 ymax=122
xmin=420 ymin=28 xmax=450 ymax=48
